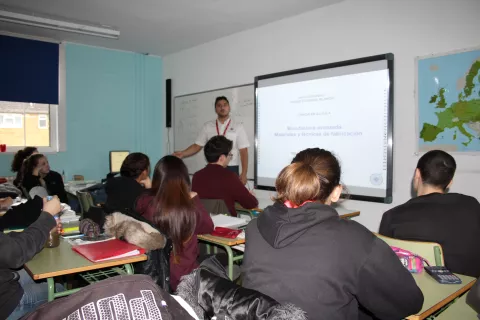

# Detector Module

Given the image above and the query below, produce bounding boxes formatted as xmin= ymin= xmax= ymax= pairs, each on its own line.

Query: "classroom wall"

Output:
xmin=0 ymin=43 xmax=163 ymax=180
xmin=163 ymin=0 xmax=480 ymax=231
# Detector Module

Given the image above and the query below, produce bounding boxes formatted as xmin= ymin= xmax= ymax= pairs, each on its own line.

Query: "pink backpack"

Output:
xmin=391 ymin=246 xmax=430 ymax=273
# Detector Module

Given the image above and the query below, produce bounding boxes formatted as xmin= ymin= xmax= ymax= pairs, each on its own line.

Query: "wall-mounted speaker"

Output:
xmin=166 ymin=78 xmax=172 ymax=128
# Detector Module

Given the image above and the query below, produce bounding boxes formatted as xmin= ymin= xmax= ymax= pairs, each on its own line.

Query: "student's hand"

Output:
xmin=39 ymin=170 xmax=48 ymax=178
xmin=0 ymin=197 xmax=14 ymax=208
xmin=56 ymin=222 xmax=63 ymax=235
xmin=33 ymin=167 xmax=40 ymax=176
xmin=172 ymin=151 xmax=184 ymax=159
xmin=140 ymin=177 xmax=152 ymax=189
xmin=43 ymin=196 xmax=61 ymax=216
xmin=240 ymin=173 xmax=247 ymax=185
xmin=189 ymin=191 xmax=198 ymax=199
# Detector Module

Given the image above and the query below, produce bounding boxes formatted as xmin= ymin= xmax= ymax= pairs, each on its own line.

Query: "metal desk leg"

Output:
xmin=47 ymin=277 xmax=55 ymax=302
xmin=124 ymin=263 xmax=134 ymax=274
xmin=220 ymin=244 xmax=234 ymax=279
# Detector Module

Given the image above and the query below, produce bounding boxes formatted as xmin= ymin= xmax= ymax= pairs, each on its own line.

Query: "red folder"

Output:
xmin=211 ymin=227 xmax=242 ymax=239
xmin=72 ymin=239 xmax=145 ymax=262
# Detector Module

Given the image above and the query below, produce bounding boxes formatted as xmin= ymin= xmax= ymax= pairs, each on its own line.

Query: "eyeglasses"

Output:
xmin=227 ymin=153 xmax=233 ymax=158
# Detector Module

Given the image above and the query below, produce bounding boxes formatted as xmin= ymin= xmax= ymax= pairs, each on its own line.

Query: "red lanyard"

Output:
xmin=216 ymin=119 xmax=231 ymax=136
xmin=284 ymin=200 xmax=315 ymax=208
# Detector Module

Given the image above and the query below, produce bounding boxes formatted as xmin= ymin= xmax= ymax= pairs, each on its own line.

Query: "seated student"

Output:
xmin=0 ymin=196 xmax=63 ymax=320
xmin=0 ymin=197 xmax=43 ymax=231
xmin=104 ymin=152 xmax=151 ymax=214
xmin=379 ymin=150 xmax=480 ymax=277
xmin=242 ymin=148 xmax=423 ymax=320
xmin=136 ymin=155 xmax=214 ymax=291
xmin=11 ymin=147 xmax=38 ymax=188
xmin=191 ymin=136 xmax=258 ymax=216
xmin=18 ymin=154 xmax=68 ymax=204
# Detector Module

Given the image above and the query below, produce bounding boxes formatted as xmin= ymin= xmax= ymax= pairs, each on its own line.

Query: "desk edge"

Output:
xmin=339 ymin=211 xmax=361 ymax=219
xmin=407 ymin=278 xmax=476 ymax=320
xmin=25 ymin=254 xmax=147 ymax=280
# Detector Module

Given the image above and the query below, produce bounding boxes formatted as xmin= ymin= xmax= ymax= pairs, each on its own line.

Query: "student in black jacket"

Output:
xmin=104 ymin=152 xmax=151 ymax=214
xmin=0 ymin=196 xmax=43 ymax=231
xmin=18 ymin=154 xmax=68 ymax=204
xmin=242 ymin=148 xmax=423 ymax=320
xmin=379 ymin=150 xmax=480 ymax=278
xmin=0 ymin=196 xmax=62 ymax=320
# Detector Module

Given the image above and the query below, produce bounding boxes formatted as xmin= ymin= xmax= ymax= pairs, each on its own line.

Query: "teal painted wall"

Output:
xmin=0 ymin=43 xmax=163 ymax=180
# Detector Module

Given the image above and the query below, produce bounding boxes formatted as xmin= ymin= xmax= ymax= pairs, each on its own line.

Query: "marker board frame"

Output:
xmin=254 ymin=53 xmax=395 ymax=204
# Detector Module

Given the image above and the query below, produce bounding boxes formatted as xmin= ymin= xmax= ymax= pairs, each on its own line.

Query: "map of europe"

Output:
xmin=418 ymin=49 xmax=480 ymax=152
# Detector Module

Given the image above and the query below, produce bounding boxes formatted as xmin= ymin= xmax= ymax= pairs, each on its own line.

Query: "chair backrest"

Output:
xmin=21 ymin=186 xmax=32 ymax=200
xmin=29 ymin=186 xmax=48 ymax=199
xmin=200 ymin=199 xmax=230 ymax=215
xmin=76 ymin=190 xmax=94 ymax=214
xmin=375 ymin=233 xmax=445 ymax=266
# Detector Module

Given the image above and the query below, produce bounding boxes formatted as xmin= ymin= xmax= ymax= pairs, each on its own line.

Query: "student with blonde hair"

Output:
xmin=242 ymin=148 xmax=423 ymax=320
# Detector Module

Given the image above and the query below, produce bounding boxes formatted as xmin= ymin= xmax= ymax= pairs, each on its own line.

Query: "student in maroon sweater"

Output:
xmin=192 ymin=136 xmax=258 ymax=216
xmin=136 ymin=156 xmax=214 ymax=291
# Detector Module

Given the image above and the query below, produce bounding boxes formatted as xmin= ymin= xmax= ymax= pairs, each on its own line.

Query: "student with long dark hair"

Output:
xmin=242 ymin=148 xmax=423 ymax=320
xmin=18 ymin=154 xmax=68 ymax=204
xmin=136 ymin=155 xmax=213 ymax=291
xmin=12 ymin=147 xmax=38 ymax=187
xmin=104 ymin=152 xmax=151 ymax=214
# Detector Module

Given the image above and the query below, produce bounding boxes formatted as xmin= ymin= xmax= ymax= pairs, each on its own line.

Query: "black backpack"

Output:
xmin=21 ymin=274 xmax=195 ymax=320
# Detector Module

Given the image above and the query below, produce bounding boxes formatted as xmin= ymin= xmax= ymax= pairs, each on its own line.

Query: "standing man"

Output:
xmin=173 ymin=96 xmax=250 ymax=185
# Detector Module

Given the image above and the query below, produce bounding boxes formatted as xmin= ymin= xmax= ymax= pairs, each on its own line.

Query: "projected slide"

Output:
xmin=255 ymin=56 xmax=393 ymax=202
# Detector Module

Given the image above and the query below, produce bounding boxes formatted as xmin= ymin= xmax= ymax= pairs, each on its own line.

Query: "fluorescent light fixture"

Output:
xmin=0 ymin=9 xmax=119 ymax=39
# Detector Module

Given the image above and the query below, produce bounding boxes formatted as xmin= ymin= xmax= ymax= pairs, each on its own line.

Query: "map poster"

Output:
xmin=416 ymin=47 xmax=480 ymax=153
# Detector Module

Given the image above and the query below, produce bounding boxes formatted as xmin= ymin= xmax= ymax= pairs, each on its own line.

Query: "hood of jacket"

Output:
xmin=176 ymin=256 xmax=307 ymax=320
xmin=258 ymin=201 xmax=338 ymax=249
xmin=104 ymin=212 xmax=166 ymax=251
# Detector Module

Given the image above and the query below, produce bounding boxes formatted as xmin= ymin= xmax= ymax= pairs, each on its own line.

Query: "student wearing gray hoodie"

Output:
xmin=242 ymin=148 xmax=424 ymax=320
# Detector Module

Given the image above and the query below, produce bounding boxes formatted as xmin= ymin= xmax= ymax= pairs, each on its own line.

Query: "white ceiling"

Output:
xmin=0 ymin=0 xmax=342 ymax=56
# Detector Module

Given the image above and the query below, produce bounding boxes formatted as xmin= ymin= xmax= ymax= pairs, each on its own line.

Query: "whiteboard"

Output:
xmin=174 ymin=84 xmax=255 ymax=180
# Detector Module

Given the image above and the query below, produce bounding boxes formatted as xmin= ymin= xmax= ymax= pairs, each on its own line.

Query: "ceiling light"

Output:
xmin=0 ymin=9 xmax=119 ymax=39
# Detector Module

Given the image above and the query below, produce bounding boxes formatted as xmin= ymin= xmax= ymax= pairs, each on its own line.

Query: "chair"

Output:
xmin=235 ymin=204 xmax=262 ymax=220
xmin=375 ymin=233 xmax=445 ymax=266
xmin=21 ymin=186 xmax=32 ymax=200
xmin=200 ymin=199 xmax=230 ymax=215
xmin=76 ymin=190 xmax=95 ymax=214
xmin=73 ymin=175 xmax=84 ymax=181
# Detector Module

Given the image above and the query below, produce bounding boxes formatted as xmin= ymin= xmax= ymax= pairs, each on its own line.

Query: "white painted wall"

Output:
xmin=163 ymin=0 xmax=480 ymax=231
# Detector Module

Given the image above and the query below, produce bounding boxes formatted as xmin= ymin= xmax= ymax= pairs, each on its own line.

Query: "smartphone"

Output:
xmin=425 ymin=266 xmax=462 ymax=284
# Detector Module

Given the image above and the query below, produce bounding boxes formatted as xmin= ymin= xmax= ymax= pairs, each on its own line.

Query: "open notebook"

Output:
xmin=211 ymin=214 xmax=248 ymax=229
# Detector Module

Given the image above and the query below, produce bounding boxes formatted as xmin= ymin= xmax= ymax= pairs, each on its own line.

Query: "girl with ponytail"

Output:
xmin=11 ymin=147 xmax=38 ymax=187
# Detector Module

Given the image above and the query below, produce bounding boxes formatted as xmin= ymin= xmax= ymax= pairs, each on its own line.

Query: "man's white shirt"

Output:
xmin=195 ymin=118 xmax=249 ymax=166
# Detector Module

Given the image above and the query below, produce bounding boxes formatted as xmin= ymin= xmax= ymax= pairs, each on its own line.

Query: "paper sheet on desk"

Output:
xmin=210 ymin=214 xmax=247 ymax=229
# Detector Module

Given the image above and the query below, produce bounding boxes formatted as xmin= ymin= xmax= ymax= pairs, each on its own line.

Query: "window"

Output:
xmin=0 ymin=102 xmax=55 ymax=148
xmin=0 ymin=35 xmax=65 ymax=153
xmin=0 ymin=114 xmax=23 ymax=128
xmin=38 ymin=115 xmax=48 ymax=129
